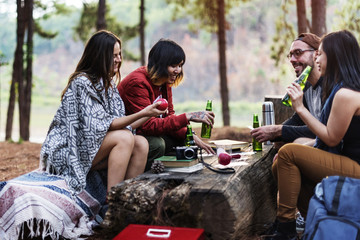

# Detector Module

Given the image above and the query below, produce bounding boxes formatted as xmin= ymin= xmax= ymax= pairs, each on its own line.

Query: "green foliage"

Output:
xmin=0 ymin=51 xmax=8 ymax=66
xmin=33 ymin=0 xmax=73 ymax=39
xmin=73 ymin=3 xmax=97 ymax=43
xmin=34 ymin=21 xmax=58 ymax=39
xmin=73 ymin=2 xmax=139 ymax=60
xmin=165 ymin=0 xmax=246 ymax=33
xmin=34 ymin=0 xmax=72 ymax=19
xmin=334 ymin=0 xmax=360 ymax=42
xmin=270 ymin=0 xmax=296 ymax=67
xmin=3 ymin=0 xmax=360 ymax=138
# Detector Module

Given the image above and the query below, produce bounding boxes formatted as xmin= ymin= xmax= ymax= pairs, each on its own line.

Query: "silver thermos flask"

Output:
xmin=262 ymin=101 xmax=275 ymax=145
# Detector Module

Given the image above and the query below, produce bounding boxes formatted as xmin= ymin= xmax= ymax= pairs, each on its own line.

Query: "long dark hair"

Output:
xmin=321 ymin=30 xmax=360 ymax=101
xmin=147 ymin=38 xmax=186 ymax=87
xmin=61 ymin=30 xmax=122 ymax=99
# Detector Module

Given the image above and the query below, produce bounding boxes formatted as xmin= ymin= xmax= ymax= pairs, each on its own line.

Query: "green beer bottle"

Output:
xmin=252 ymin=114 xmax=262 ymax=151
xmin=201 ymin=100 xmax=212 ymax=138
xmin=282 ymin=65 xmax=312 ymax=107
xmin=185 ymin=125 xmax=195 ymax=146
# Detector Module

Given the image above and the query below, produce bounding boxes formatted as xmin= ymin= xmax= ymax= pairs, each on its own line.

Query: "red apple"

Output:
xmin=155 ymin=98 xmax=168 ymax=111
xmin=218 ymin=152 xmax=231 ymax=165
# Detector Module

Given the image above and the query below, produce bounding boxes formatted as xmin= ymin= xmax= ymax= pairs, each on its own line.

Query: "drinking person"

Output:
xmin=251 ymin=33 xmax=323 ymax=148
xmin=264 ymin=30 xmax=360 ymax=240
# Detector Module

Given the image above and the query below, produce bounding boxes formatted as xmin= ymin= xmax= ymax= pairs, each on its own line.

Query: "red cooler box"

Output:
xmin=113 ymin=224 xmax=205 ymax=240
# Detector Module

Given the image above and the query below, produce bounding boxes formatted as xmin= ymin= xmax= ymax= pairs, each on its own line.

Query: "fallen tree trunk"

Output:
xmin=101 ymin=145 xmax=277 ymax=240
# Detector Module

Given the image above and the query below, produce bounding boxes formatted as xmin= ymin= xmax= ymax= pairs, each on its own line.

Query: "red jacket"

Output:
xmin=118 ymin=66 xmax=188 ymax=140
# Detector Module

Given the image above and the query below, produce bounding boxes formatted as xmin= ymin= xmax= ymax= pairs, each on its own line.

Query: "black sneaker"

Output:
xmin=261 ymin=219 xmax=298 ymax=240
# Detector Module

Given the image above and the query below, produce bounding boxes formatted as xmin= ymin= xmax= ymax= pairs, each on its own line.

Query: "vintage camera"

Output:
xmin=175 ymin=146 xmax=198 ymax=160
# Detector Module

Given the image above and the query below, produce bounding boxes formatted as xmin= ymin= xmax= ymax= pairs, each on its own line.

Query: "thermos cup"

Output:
xmin=262 ymin=101 xmax=275 ymax=145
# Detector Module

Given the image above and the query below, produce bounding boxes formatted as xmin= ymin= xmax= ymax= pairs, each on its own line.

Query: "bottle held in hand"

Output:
xmin=282 ymin=65 xmax=312 ymax=107
xmin=252 ymin=114 xmax=262 ymax=152
xmin=201 ymin=100 xmax=213 ymax=138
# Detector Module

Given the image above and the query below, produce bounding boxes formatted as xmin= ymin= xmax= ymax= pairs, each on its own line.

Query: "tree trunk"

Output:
xmin=20 ymin=0 xmax=34 ymax=141
xmin=96 ymin=0 xmax=106 ymax=30
xmin=6 ymin=0 xmax=25 ymax=141
xmin=102 ymin=145 xmax=277 ymax=240
xmin=5 ymin=80 xmax=16 ymax=141
xmin=139 ymin=0 xmax=146 ymax=66
xmin=311 ymin=0 xmax=326 ymax=37
xmin=296 ymin=0 xmax=307 ymax=34
xmin=217 ymin=0 xmax=230 ymax=126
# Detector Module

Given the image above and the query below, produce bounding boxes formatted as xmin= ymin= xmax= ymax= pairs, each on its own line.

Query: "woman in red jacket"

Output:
xmin=118 ymin=39 xmax=215 ymax=169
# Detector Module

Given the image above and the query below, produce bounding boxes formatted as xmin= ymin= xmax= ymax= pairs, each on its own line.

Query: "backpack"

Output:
xmin=303 ymin=176 xmax=360 ymax=240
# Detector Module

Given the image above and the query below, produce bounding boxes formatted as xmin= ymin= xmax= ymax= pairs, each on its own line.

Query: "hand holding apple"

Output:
xmin=155 ymin=98 xmax=168 ymax=111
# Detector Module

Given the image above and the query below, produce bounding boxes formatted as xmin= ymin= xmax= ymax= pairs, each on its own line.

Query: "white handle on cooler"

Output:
xmin=146 ymin=228 xmax=171 ymax=238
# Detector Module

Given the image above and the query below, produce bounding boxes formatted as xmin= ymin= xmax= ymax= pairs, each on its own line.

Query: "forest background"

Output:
xmin=0 ymin=0 xmax=356 ymax=143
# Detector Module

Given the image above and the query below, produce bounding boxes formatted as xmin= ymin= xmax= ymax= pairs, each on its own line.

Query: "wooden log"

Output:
xmin=101 ymin=145 xmax=277 ymax=240
xmin=264 ymin=95 xmax=294 ymax=125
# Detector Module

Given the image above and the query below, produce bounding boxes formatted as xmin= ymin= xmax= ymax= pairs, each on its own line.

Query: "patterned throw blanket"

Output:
xmin=40 ymin=75 xmax=129 ymax=196
xmin=0 ymin=169 xmax=107 ymax=240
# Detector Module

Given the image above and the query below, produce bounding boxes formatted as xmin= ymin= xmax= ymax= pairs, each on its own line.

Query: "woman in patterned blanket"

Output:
xmin=40 ymin=30 xmax=166 ymax=196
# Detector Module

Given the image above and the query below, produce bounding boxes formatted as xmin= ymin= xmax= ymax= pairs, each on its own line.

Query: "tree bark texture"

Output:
xmin=101 ymin=145 xmax=277 ymax=240
xmin=139 ymin=0 xmax=146 ymax=66
xmin=96 ymin=0 xmax=106 ymax=30
xmin=311 ymin=0 xmax=326 ymax=37
xmin=6 ymin=0 xmax=25 ymax=141
xmin=296 ymin=0 xmax=307 ymax=34
xmin=20 ymin=0 xmax=34 ymax=141
xmin=217 ymin=0 xmax=230 ymax=126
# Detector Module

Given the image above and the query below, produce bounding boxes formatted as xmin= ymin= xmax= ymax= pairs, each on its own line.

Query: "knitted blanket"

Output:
xmin=0 ymin=169 xmax=107 ymax=240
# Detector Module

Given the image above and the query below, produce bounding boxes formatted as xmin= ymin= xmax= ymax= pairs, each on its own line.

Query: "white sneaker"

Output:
xmin=296 ymin=212 xmax=305 ymax=233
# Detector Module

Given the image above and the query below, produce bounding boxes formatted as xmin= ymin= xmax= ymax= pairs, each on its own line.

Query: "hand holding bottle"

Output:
xmin=287 ymin=82 xmax=306 ymax=113
xmin=201 ymin=100 xmax=213 ymax=138
xmin=185 ymin=111 xmax=215 ymax=126
xmin=282 ymin=65 xmax=312 ymax=107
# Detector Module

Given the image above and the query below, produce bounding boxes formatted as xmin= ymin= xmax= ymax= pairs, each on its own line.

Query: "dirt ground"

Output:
xmin=0 ymin=141 xmax=42 ymax=181
xmin=0 ymin=126 xmax=252 ymax=182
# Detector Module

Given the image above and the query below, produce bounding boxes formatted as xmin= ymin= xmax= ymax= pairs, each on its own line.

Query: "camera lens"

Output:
xmin=184 ymin=148 xmax=195 ymax=159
